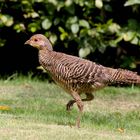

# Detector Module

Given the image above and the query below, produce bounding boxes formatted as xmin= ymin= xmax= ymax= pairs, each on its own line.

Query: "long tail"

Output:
xmin=108 ymin=68 xmax=140 ymax=85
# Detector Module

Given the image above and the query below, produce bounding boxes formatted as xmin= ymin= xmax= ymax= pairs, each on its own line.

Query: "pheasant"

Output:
xmin=25 ymin=34 xmax=140 ymax=127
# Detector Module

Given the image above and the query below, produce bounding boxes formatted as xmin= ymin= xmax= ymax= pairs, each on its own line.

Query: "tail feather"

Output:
xmin=109 ymin=68 xmax=140 ymax=85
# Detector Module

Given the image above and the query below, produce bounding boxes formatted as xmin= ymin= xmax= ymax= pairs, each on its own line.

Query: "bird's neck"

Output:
xmin=45 ymin=45 xmax=53 ymax=51
xmin=44 ymin=39 xmax=53 ymax=51
xmin=38 ymin=40 xmax=53 ymax=51
xmin=39 ymin=48 xmax=56 ymax=71
xmin=39 ymin=46 xmax=53 ymax=52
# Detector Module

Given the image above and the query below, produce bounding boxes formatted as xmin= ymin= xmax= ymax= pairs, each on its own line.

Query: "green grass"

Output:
xmin=0 ymin=76 xmax=140 ymax=140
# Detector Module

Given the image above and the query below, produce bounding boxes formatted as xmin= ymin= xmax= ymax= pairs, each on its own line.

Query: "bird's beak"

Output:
xmin=24 ymin=40 xmax=30 ymax=45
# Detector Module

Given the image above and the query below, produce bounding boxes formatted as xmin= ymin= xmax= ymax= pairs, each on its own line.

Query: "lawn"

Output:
xmin=0 ymin=76 xmax=140 ymax=140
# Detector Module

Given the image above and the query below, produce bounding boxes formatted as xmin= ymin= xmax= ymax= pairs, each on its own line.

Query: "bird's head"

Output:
xmin=25 ymin=34 xmax=53 ymax=51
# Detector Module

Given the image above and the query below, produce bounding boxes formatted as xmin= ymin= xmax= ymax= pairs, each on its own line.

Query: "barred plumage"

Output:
xmin=109 ymin=68 xmax=140 ymax=84
xmin=25 ymin=34 xmax=140 ymax=127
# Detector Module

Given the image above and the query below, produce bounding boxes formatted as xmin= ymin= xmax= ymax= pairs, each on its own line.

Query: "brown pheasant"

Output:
xmin=25 ymin=34 xmax=140 ymax=127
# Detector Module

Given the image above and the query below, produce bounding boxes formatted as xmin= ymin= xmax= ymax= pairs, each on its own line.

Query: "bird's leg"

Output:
xmin=70 ymin=92 xmax=83 ymax=128
xmin=82 ymin=93 xmax=94 ymax=101
xmin=66 ymin=93 xmax=94 ymax=111
xmin=66 ymin=100 xmax=75 ymax=111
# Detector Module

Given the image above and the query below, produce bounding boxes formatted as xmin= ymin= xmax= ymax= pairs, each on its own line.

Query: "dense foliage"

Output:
xmin=0 ymin=0 xmax=140 ymax=75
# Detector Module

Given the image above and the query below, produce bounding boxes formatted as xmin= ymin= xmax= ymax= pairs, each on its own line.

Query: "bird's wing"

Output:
xmin=54 ymin=52 xmax=110 ymax=84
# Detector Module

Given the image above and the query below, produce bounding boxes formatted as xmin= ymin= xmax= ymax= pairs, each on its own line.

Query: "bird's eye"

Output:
xmin=34 ymin=39 xmax=38 ymax=42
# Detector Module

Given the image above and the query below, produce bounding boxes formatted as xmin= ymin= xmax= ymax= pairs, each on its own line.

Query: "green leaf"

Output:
xmin=65 ymin=0 xmax=72 ymax=7
xmin=60 ymin=33 xmax=68 ymax=41
xmin=66 ymin=16 xmax=78 ymax=25
xmin=79 ymin=47 xmax=91 ymax=58
xmin=79 ymin=19 xmax=90 ymax=28
xmin=104 ymin=4 xmax=112 ymax=12
xmin=124 ymin=0 xmax=140 ymax=6
xmin=131 ymin=36 xmax=139 ymax=45
xmin=71 ymin=23 xmax=79 ymax=34
xmin=130 ymin=62 xmax=136 ymax=69
xmin=28 ymin=23 xmax=39 ymax=33
xmin=49 ymin=34 xmax=57 ymax=44
xmin=58 ymin=27 xmax=65 ymax=33
xmin=109 ymin=40 xmax=117 ymax=47
xmin=123 ymin=31 xmax=136 ymax=41
xmin=13 ymin=23 xmax=25 ymax=33
xmin=58 ymin=26 xmax=68 ymax=40
xmin=0 ymin=39 xmax=6 ymax=47
xmin=88 ymin=30 xmax=98 ymax=37
xmin=128 ymin=19 xmax=139 ymax=30
xmin=54 ymin=18 xmax=60 ymax=26
xmin=30 ymin=12 xmax=39 ymax=18
xmin=42 ymin=18 xmax=52 ymax=30
xmin=80 ymin=29 xmax=89 ymax=37
xmin=0 ymin=14 xmax=14 ymax=27
xmin=95 ymin=0 xmax=103 ymax=9
xmin=108 ymin=23 xmax=120 ymax=33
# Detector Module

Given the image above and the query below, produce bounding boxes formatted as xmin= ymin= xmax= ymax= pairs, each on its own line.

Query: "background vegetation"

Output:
xmin=0 ymin=0 xmax=140 ymax=76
